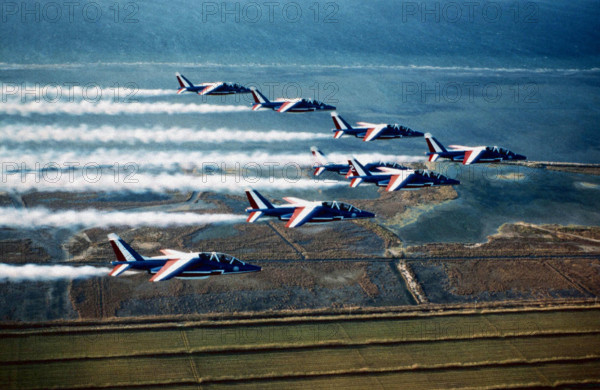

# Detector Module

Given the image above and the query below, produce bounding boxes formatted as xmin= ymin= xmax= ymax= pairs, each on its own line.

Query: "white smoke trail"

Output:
xmin=0 ymin=263 xmax=110 ymax=282
xmin=0 ymin=84 xmax=174 ymax=101
xmin=0 ymin=147 xmax=424 ymax=171
xmin=0 ymin=171 xmax=343 ymax=193
xmin=0 ymin=100 xmax=248 ymax=116
xmin=0 ymin=207 xmax=245 ymax=228
xmin=1 ymin=62 xmax=598 ymax=74
xmin=0 ymin=124 xmax=329 ymax=144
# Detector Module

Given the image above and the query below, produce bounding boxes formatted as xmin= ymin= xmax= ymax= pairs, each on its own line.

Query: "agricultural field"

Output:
xmin=1 ymin=305 xmax=599 ymax=389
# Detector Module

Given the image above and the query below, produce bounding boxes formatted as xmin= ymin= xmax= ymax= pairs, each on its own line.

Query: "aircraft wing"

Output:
xmin=199 ymin=83 xmax=222 ymax=95
xmin=463 ymin=147 xmax=487 ymax=165
xmin=277 ymin=99 xmax=301 ymax=113
xmin=282 ymin=196 xmax=309 ymax=205
xmin=448 ymin=145 xmax=474 ymax=150
xmin=363 ymin=124 xmax=387 ymax=142
xmin=386 ymin=171 xmax=415 ymax=192
xmin=285 ymin=205 xmax=319 ymax=228
xmin=149 ymin=255 xmax=198 ymax=282
xmin=376 ymin=166 xmax=407 ymax=174
xmin=160 ymin=249 xmax=189 ymax=257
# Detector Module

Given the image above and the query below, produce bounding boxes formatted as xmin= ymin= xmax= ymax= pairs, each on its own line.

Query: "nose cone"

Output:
xmin=515 ymin=154 xmax=527 ymax=161
xmin=361 ymin=211 xmax=376 ymax=219
xmin=323 ymin=104 xmax=336 ymax=111
xmin=447 ymin=178 xmax=461 ymax=185
xmin=245 ymin=264 xmax=262 ymax=273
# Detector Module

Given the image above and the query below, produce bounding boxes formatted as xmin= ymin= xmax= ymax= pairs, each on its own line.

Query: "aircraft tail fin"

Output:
xmin=175 ymin=73 xmax=188 ymax=94
xmin=331 ymin=112 xmax=352 ymax=139
xmin=425 ymin=133 xmax=448 ymax=154
xmin=348 ymin=158 xmax=370 ymax=177
xmin=177 ymin=73 xmax=195 ymax=88
xmin=311 ymin=146 xmax=328 ymax=164
xmin=310 ymin=146 xmax=329 ymax=176
xmin=331 ymin=112 xmax=352 ymax=130
xmin=245 ymin=188 xmax=274 ymax=210
xmin=176 ymin=73 xmax=185 ymax=88
xmin=250 ymin=88 xmax=270 ymax=104
xmin=108 ymin=233 xmax=145 ymax=263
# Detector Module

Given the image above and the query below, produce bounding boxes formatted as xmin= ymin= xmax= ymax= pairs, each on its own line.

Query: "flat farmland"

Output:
xmin=1 ymin=305 xmax=600 ymax=389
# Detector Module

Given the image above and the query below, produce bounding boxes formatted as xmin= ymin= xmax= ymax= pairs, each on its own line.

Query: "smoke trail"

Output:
xmin=0 ymin=207 xmax=245 ymax=228
xmin=126 ymin=88 xmax=173 ymax=97
xmin=0 ymin=263 xmax=110 ymax=282
xmin=0 ymin=124 xmax=329 ymax=144
xmin=0 ymin=171 xmax=343 ymax=193
xmin=0 ymin=100 xmax=248 ymax=116
xmin=0 ymin=147 xmax=424 ymax=171
xmin=1 ymin=62 xmax=598 ymax=74
xmin=0 ymin=84 xmax=174 ymax=101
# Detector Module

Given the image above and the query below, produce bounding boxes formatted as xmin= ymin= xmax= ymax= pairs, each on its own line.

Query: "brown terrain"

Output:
xmin=0 ymin=180 xmax=599 ymax=321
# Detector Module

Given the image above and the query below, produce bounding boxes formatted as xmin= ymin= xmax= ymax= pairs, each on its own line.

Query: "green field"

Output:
xmin=1 ymin=305 xmax=600 ymax=389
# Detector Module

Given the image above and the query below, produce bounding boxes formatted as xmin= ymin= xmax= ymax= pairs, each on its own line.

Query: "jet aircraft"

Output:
xmin=311 ymin=146 xmax=405 ymax=177
xmin=176 ymin=73 xmax=251 ymax=95
xmin=108 ymin=233 xmax=260 ymax=282
xmin=331 ymin=112 xmax=424 ymax=141
xmin=250 ymin=88 xmax=336 ymax=113
xmin=347 ymin=158 xmax=460 ymax=191
xmin=245 ymin=189 xmax=374 ymax=228
xmin=425 ymin=133 xmax=527 ymax=165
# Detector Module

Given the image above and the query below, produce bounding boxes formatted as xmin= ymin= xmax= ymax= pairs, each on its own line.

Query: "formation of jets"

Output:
xmin=311 ymin=147 xmax=459 ymax=191
xmin=245 ymin=189 xmax=374 ymax=228
xmin=108 ymin=73 xmax=529 ymax=281
xmin=108 ymin=233 xmax=261 ymax=281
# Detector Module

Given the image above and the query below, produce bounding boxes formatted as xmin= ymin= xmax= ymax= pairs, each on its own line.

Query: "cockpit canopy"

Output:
xmin=302 ymin=98 xmax=324 ymax=106
xmin=377 ymin=162 xmax=408 ymax=170
xmin=204 ymin=252 xmax=245 ymax=265
xmin=322 ymin=201 xmax=360 ymax=212
xmin=488 ymin=146 xmax=514 ymax=156
xmin=391 ymin=124 xmax=412 ymax=132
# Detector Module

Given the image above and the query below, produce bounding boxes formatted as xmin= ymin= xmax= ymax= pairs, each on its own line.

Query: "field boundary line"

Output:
xmin=19 ymin=356 xmax=599 ymax=389
xmin=4 ymin=330 xmax=600 ymax=365
xmin=2 ymin=304 xmax=600 ymax=336
xmin=187 ymin=356 xmax=600 ymax=385
xmin=180 ymin=330 xmax=201 ymax=386
xmin=267 ymin=221 xmax=306 ymax=259
xmin=543 ymin=260 xmax=593 ymax=297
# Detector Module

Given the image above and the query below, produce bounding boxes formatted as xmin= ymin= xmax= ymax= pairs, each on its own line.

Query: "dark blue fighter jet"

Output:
xmin=245 ymin=189 xmax=374 ymax=228
xmin=250 ymin=88 xmax=336 ymax=113
xmin=176 ymin=73 xmax=251 ymax=95
xmin=108 ymin=234 xmax=260 ymax=282
xmin=347 ymin=158 xmax=460 ymax=192
xmin=331 ymin=112 xmax=424 ymax=141
xmin=425 ymin=133 xmax=527 ymax=165
xmin=311 ymin=146 xmax=406 ymax=177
